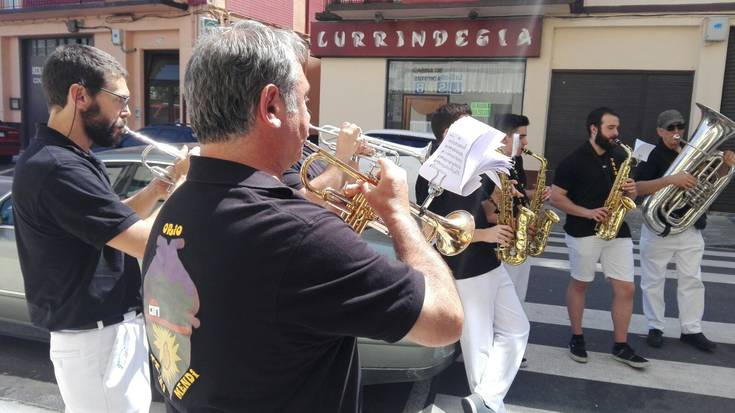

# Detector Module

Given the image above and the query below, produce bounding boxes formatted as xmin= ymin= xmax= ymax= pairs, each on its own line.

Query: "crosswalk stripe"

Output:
xmin=525 ymin=302 xmax=735 ymax=345
xmin=528 ymin=256 xmax=735 ymax=285
xmin=521 ymin=344 xmax=735 ymax=400
xmin=547 ymin=233 xmax=735 ymax=259
xmin=425 ymin=394 xmax=562 ymax=413
xmin=540 ymin=245 xmax=735 ymax=270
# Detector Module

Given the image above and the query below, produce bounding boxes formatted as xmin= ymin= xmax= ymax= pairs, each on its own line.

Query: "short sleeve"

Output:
xmin=278 ymin=214 xmax=425 ymax=343
xmin=553 ymin=157 xmax=573 ymax=191
xmin=41 ymin=163 xmax=139 ymax=248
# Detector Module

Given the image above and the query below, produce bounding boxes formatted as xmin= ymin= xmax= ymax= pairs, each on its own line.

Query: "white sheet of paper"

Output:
xmin=633 ymin=139 xmax=656 ymax=163
xmin=419 ymin=116 xmax=511 ymax=196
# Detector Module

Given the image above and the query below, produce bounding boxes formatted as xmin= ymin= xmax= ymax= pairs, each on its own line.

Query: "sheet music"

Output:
xmin=419 ymin=116 xmax=512 ymax=196
xmin=633 ymin=139 xmax=656 ymax=163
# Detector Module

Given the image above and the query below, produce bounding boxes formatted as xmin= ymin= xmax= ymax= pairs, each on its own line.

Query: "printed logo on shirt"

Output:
xmin=144 ymin=235 xmax=201 ymax=399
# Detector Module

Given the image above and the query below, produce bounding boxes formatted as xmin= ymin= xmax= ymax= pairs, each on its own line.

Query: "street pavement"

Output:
xmin=1 ymin=207 xmax=734 ymax=412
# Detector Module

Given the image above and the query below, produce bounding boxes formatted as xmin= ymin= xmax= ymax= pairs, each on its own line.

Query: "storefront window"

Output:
xmin=145 ymin=51 xmax=180 ymax=125
xmin=386 ymin=60 xmax=525 ymax=132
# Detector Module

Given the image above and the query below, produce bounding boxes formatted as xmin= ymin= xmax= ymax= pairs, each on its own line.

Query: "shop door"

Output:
xmin=402 ymin=94 xmax=448 ymax=133
xmin=20 ymin=37 xmax=92 ymax=148
xmin=545 ymin=70 xmax=693 ymax=182
xmin=714 ymin=27 xmax=735 ymax=212
xmin=144 ymin=51 xmax=180 ymax=125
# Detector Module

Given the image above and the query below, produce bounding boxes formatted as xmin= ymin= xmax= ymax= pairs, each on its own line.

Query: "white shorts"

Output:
xmin=565 ymin=235 xmax=634 ymax=283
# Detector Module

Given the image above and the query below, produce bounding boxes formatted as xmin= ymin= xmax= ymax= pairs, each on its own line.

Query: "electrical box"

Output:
xmin=111 ymin=29 xmax=123 ymax=45
xmin=704 ymin=17 xmax=729 ymax=42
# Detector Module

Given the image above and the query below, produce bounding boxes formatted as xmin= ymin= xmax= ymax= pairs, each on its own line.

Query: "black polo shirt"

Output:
xmin=415 ymin=175 xmax=500 ymax=279
xmin=553 ymin=141 xmax=632 ymax=238
xmin=12 ymin=125 xmax=142 ymax=331
xmin=142 ymin=156 xmax=424 ymax=413
xmin=634 ymin=139 xmax=706 ymax=230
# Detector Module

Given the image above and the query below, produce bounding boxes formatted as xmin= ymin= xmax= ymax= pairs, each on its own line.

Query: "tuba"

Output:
xmin=642 ymin=103 xmax=735 ymax=236
xmin=523 ymin=149 xmax=560 ymax=256
xmin=299 ymin=139 xmax=475 ymax=257
xmin=123 ymin=127 xmax=186 ymax=185
xmin=595 ymin=140 xmax=636 ymax=240
xmin=496 ymin=161 xmax=535 ymax=265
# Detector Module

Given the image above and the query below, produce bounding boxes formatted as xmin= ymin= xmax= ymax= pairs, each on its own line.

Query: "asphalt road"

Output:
xmin=1 ymin=230 xmax=733 ymax=412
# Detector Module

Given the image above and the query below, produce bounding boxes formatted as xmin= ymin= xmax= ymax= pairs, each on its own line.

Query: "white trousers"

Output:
xmin=639 ymin=225 xmax=705 ymax=334
xmin=456 ymin=266 xmax=530 ymax=413
xmin=504 ymin=261 xmax=531 ymax=303
xmin=50 ymin=314 xmax=151 ymax=413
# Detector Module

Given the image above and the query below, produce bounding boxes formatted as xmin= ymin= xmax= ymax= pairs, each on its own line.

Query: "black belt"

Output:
xmin=66 ymin=310 xmax=141 ymax=331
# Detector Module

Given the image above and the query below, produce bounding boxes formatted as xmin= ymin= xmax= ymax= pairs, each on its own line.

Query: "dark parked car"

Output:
xmin=0 ymin=122 xmax=21 ymax=162
xmin=0 ymin=137 xmax=457 ymax=385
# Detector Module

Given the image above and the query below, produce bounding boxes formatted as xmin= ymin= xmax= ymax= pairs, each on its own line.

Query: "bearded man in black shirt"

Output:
xmin=635 ymin=109 xmax=735 ymax=352
xmin=550 ymin=107 xmax=649 ymax=369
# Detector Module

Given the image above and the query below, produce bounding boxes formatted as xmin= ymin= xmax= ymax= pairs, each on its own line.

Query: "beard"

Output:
xmin=81 ymin=102 xmax=123 ymax=148
xmin=595 ymin=132 xmax=614 ymax=151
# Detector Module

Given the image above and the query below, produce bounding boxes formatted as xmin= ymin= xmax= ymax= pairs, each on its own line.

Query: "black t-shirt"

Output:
xmin=553 ymin=141 xmax=632 ymax=238
xmin=511 ymin=156 xmax=530 ymax=208
xmin=12 ymin=125 xmax=142 ymax=331
xmin=282 ymin=143 xmax=327 ymax=190
xmin=634 ymin=139 xmax=706 ymax=230
xmin=142 ymin=156 xmax=424 ymax=413
xmin=415 ymin=174 xmax=500 ymax=279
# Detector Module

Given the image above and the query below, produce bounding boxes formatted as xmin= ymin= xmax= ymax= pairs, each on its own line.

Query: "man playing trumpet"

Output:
xmin=141 ymin=20 xmax=463 ymax=413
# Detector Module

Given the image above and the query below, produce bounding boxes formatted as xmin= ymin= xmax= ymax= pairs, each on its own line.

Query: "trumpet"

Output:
xmin=311 ymin=124 xmax=431 ymax=165
xmin=299 ymin=139 xmax=474 ymax=256
xmin=123 ymin=127 xmax=186 ymax=185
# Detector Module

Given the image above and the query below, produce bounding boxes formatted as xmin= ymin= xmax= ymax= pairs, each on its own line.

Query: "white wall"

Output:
xmin=319 ymin=58 xmax=386 ymax=131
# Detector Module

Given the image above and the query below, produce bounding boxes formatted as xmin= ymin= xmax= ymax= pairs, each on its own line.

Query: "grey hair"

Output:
xmin=184 ymin=20 xmax=308 ymax=144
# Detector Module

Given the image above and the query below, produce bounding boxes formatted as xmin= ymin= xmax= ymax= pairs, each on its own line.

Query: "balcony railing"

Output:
xmin=0 ymin=0 xmax=203 ymax=12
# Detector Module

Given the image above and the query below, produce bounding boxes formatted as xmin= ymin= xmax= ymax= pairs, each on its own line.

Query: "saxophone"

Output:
xmin=523 ymin=149 xmax=560 ymax=256
xmin=595 ymin=140 xmax=637 ymax=240
xmin=496 ymin=166 xmax=536 ymax=266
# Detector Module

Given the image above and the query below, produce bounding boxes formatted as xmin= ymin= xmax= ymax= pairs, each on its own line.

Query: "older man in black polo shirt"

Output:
xmin=551 ymin=107 xmax=649 ymax=369
xmin=635 ymin=109 xmax=735 ymax=352
xmin=140 ymin=21 xmax=463 ymax=413
xmin=13 ymin=45 xmax=189 ymax=412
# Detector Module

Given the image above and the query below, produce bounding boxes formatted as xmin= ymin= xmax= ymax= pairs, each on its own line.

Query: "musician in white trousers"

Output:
xmin=635 ymin=109 xmax=735 ymax=352
xmin=417 ymin=104 xmax=529 ymax=413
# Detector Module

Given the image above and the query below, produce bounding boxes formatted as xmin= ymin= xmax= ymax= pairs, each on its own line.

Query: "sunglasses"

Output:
xmin=666 ymin=123 xmax=685 ymax=132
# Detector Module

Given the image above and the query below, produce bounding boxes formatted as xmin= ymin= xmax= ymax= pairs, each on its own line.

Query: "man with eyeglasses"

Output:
xmin=12 ymin=44 xmax=190 ymax=412
xmin=635 ymin=109 xmax=735 ymax=352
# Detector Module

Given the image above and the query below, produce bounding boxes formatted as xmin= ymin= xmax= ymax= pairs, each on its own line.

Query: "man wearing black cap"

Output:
xmin=635 ymin=109 xmax=735 ymax=352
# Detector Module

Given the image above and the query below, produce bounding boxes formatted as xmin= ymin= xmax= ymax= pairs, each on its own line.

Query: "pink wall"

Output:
xmin=228 ymin=0 xmax=294 ymax=29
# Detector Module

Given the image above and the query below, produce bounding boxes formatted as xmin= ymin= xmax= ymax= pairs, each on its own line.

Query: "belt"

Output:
xmin=65 ymin=310 xmax=140 ymax=331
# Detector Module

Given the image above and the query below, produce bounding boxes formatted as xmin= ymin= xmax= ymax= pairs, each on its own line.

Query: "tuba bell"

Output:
xmin=641 ymin=103 xmax=735 ymax=236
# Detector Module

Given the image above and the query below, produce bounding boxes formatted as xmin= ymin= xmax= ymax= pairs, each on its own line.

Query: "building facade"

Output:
xmin=314 ymin=0 xmax=735 ymax=211
xmin=0 ymin=0 xmax=322 ymax=148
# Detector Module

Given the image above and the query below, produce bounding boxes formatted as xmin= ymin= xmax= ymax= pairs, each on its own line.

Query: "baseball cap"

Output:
xmin=657 ymin=109 xmax=685 ymax=129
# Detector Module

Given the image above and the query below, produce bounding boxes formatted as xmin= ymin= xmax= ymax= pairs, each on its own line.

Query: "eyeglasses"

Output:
xmin=666 ymin=123 xmax=685 ymax=132
xmin=98 ymin=87 xmax=130 ymax=108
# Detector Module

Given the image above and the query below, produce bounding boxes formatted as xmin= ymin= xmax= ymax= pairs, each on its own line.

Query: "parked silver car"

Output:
xmin=0 ymin=136 xmax=456 ymax=385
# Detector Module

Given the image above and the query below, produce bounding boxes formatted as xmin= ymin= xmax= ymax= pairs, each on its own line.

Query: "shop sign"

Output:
xmin=311 ymin=18 xmax=541 ymax=58
xmin=413 ymin=72 xmax=464 ymax=94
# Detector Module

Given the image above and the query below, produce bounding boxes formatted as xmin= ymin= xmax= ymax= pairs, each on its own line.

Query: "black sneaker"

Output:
xmin=612 ymin=343 xmax=650 ymax=369
xmin=569 ymin=336 xmax=588 ymax=363
xmin=680 ymin=333 xmax=717 ymax=352
xmin=647 ymin=329 xmax=663 ymax=348
xmin=520 ymin=357 xmax=528 ymax=368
